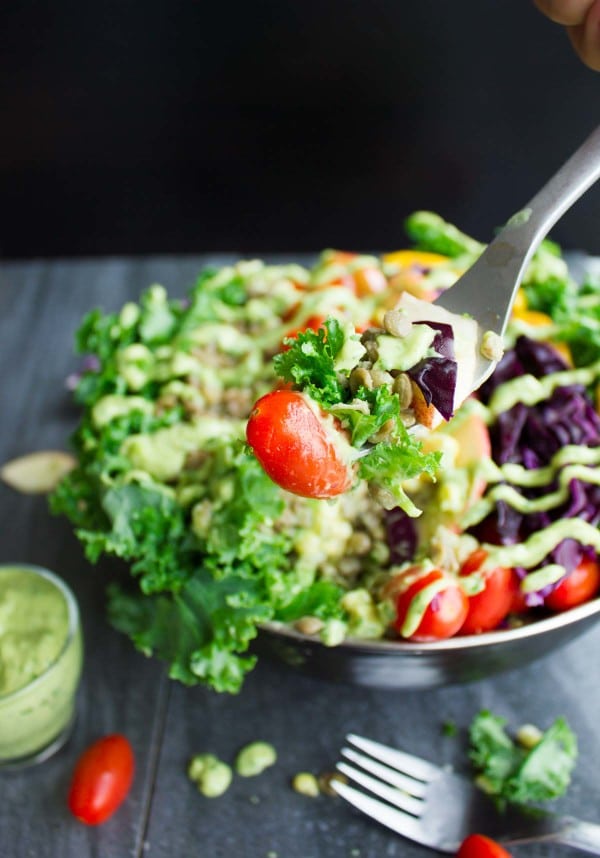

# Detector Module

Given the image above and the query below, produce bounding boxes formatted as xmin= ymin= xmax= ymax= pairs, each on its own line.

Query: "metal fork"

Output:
xmin=433 ymin=123 xmax=600 ymax=394
xmin=331 ymin=733 xmax=600 ymax=854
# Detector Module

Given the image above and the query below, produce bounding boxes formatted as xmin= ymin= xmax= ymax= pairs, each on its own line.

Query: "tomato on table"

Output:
xmin=68 ymin=734 xmax=135 ymax=825
xmin=545 ymin=556 xmax=600 ymax=611
xmin=456 ymin=833 xmax=513 ymax=858
xmin=246 ymin=389 xmax=355 ymax=499
xmin=392 ymin=567 xmax=469 ymax=641
xmin=459 ymin=549 xmax=519 ymax=635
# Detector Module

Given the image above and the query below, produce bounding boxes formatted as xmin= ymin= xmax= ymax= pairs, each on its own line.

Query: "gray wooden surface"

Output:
xmin=1 ymin=256 xmax=600 ymax=858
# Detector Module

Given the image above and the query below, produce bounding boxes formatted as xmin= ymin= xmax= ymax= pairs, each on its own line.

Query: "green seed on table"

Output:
xmin=235 ymin=741 xmax=277 ymax=777
xmin=292 ymin=772 xmax=320 ymax=797
xmin=187 ymin=753 xmax=233 ymax=797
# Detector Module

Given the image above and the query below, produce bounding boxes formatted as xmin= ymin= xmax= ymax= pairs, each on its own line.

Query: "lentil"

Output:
xmin=294 ymin=616 xmax=324 ymax=635
xmin=292 ymin=772 xmax=320 ymax=797
xmin=370 ymin=368 xmax=394 ymax=388
xmin=392 ymin=372 xmax=413 ymax=409
xmin=235 ymin=741 xmax=277 ymax=777
xmin=383 ymin=309 xmax=412 ymax=338
xmin=349 ymin=367 xmax=373 ymax=393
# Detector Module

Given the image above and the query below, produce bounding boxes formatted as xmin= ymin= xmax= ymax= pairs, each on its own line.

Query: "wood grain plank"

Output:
xmin=0 ymin=258 xmax=200 ymax=858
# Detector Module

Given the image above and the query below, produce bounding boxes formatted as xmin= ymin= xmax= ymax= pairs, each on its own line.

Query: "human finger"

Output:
xmin=533 ymin=0 xmax=595 ymax=26
xmin=568 ymin=0 xmax=600 ymax=69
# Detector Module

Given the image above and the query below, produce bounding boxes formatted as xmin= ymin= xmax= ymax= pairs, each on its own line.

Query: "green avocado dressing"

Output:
xmin=467 ymin=463 xmax=600 ymax=521
xmin=0 ymin=568 xmax=68 ymax=696
xmin=487 ymin=360 xmax=600 ymax=419
xmin=400 ymin=576 xmax=451 ymax=638
xmin=454 ymin=362 xmax=600 ymax=595
xmin=485 ymin=519 xmax=600 ymax=574
xmin=0 ymin=566 xmax=83 ymax=764
xmin=375 ymin=325 xmax=435 ymax=373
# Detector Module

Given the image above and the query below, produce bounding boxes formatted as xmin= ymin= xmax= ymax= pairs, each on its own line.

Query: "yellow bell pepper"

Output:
xmin=381 ymin=250 xmax=448 ymax=268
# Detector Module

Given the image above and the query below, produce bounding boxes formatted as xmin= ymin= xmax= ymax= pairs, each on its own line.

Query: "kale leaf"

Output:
xmin=273 ymin=318 xmax=346 ymax=407
xmin=469 ymin=710 xmax=577 ymax=810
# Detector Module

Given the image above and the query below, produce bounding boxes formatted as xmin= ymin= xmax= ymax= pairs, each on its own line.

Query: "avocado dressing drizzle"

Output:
xmin=460 ymin=365 xmax=600 ymax=594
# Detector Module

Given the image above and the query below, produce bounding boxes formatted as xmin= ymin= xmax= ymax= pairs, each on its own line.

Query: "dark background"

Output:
xmin=2 ymin=0 xmax=599 ymax=259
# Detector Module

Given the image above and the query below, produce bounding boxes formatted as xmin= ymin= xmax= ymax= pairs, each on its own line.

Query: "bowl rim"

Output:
xmin=260 ymin=595 xmax=600 ymax=653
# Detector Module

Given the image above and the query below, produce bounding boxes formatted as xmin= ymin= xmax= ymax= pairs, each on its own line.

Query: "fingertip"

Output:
xmin=568 ymin=0 xmax=600 ymax=70
xmin=533 ymin=0 xmax=592 ymax=26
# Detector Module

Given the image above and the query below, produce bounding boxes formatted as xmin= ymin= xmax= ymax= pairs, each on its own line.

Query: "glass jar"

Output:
xmin=0 ymin=564 xmax=83 ymax=768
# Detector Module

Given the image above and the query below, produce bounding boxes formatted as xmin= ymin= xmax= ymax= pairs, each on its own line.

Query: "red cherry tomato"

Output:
xmin=509 ymin=584 xmax=528 ymax=615
xmin=246 ymin=389 xmax=355 ymax=498
xmin=459 ymin=549 xmax=519 ymax=635
xmin=351 ymin=266 xmax=388 ymax=297
xmin=456 ymin=833 xmax=513 ymax=858
xmin=545 ymin=557 xmax=600 ymax=612
xmin=282 ymin=314 xmax=326 ymax=349
xmin=393 ymin=568 xmax=469 ymax=641
xmin=68 ymin=734 xmax=135 ymax=826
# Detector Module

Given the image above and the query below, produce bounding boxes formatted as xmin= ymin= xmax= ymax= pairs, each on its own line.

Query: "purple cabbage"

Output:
xmin=475 ymin=335 xmax=600 ymax=599
xmin=384 ymin=335 xmax=600 ymax=604
xmin=407 ymin=321 xmax=458 ymax=421
xmin=385 ymin=507 xmax=418 ymax=565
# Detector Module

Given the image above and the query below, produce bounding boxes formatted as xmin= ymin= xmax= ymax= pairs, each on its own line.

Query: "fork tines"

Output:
xmin=331 ymin=733 xmax=438 ymax=843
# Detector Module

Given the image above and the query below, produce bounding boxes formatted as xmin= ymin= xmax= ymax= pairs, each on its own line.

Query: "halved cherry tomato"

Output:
xmin=544 ymin=557 xmax=600 ymax=612
xmin=246 ymin=389 xmax=355 ymax=498
xmin=456 ymin=833 xmax=513 ymax=858
xmin=68 ymin=734 xmax=135 ymax=826
xmin=351 ymin=266 xmax=388 ymax=297
xmin=393 ymin=568 xmax=469 ymax=641
xmin=459 ymin=549 xmax=519 ymax=635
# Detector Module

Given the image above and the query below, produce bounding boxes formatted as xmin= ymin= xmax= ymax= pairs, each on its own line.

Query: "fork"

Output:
xmin=433 ymin=123 xmax=600 ymax=395
xmin=331 ymin=733 xmax=600 ymax=854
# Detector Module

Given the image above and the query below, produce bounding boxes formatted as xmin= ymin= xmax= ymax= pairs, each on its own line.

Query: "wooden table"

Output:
xmin=1 ymin=256 xmax=600 ymax=858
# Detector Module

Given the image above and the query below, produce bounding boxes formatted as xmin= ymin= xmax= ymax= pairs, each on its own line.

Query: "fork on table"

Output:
xmin=331 ymin=734 xmax=600 ymax=854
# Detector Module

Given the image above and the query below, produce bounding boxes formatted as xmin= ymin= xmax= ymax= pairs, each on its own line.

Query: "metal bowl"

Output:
xmin=256 ymin=597 xmax=600 ymax=689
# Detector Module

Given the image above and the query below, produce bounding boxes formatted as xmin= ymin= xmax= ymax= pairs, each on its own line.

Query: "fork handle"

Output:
xmin=504 ymin=123 xmax=600 ymax=265
xmin=552 ymin=817 xmax=600 ymax=855
xmin=437 ymin=124 xmax=600 ymax=335
xmin=508 ymin=815 xmax=600 ymax=854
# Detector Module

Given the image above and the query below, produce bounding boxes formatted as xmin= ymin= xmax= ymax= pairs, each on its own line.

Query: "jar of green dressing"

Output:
xmin=0 ymin=564 xmax=83 ymax=768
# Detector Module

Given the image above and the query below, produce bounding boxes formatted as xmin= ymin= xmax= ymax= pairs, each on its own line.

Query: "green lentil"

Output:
xmin=235 ymin=741 xmax=277 ymax=777
xmin=187 ymin=753 xmax=233 ymax=797
xmin=292 ymin=772 xmax=320 ymax=797
xmin=516 ymin=723 xmax=543 ymax=749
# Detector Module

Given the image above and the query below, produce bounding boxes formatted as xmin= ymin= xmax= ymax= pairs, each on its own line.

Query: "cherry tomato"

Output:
xmin=509 ymin=584 xmax=528 ymax=615
xmin=246 ymin=389 xmax=355 ymax=498
xmin=282 ymin=314 xmax=326 ymax=349
xmin=351 ymin=266 xmax=388 ymax=297
xmin=544 ymin=556 xmax=600 ymax=612
xmin=459 ymin=549 xmax=519 ymax=635
xmin=456 ymin=833 xmax=513 ymax=858
xmin=68 ymin=734 xmax=135 ymax=826
xmin=393 ymin=568 xmax=469 ymax=641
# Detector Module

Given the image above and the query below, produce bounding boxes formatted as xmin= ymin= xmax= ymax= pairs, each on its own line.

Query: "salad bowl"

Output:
xmin=257 ymin=598 xmax=600 ymax=690
xmin=50 ymin=222 xmax=600 ymax=696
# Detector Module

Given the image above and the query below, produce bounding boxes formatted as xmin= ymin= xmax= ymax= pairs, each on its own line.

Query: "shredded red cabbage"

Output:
xmin=477 ymin=336 xmax=600 ymax=598
xmin=385 ymin=507 xmax=418 ymax=565
xmin=386 ymin=335 xmax=600 ymax=607
xmin=407 ymin=321 xmax=457 ymax=421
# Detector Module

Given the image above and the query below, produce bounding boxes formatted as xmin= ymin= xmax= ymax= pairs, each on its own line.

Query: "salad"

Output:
xmin=51 ymin=212 xmax=600 ymax=692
